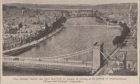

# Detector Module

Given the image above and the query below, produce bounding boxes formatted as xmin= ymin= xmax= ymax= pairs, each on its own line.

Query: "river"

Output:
xmin=18 ymin=17 xmax=120 ymax=59
xmin=3 ymin=17 xmax=121 ymax=75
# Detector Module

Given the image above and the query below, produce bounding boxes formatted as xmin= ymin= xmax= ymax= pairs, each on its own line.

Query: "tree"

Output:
xmin=18 ymin=23 xmax=23 ymax=28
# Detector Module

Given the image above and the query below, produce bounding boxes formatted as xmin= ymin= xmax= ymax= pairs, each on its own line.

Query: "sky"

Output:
xmin=2 ymin=0 xmax=138 ymax=5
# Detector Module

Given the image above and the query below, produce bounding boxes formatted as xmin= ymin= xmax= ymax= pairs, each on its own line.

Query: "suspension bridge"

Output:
xmin=3 ymin=45 xmax=95 ymax=74
xmin=2 ymin=16 xmax=127 ymax=75
xmin=3 ymin=42 xmax=121 ymax=75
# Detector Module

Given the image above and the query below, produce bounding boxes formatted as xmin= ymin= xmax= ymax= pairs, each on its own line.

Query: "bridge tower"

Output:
xmin=91 ymin=42 xmax=104 ymax=74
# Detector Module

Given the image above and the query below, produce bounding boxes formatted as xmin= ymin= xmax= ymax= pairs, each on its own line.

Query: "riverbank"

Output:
xmin=3 ymin=66 xmax=91 ymax=76
xmin=3 ymin=27 xmax=64 ymax=55
xmin=93 ymin=17 xmax=137 ymax=75
xmin=3 ymin=55 xmax=92 ymax=76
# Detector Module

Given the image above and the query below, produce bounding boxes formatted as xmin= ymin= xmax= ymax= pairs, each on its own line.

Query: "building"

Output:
xmin=69 ymin=9 xmax=95 ymax=17
xmin=125 ymin=50 xmax=137 ymax=72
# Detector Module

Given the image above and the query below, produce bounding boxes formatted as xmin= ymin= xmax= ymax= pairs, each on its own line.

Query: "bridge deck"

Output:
xmin=3 ymin=56 xmax=93 ymax=73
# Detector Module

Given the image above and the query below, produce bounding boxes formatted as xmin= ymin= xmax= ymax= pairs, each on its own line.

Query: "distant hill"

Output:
xmin=3 ymin=3 xmax=137 ymax=10
xmin=94 ymin=3 xmax=137 ymax=9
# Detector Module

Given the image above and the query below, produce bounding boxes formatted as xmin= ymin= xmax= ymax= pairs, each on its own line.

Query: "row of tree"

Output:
xmin=113 ymin=22 xmax=130 ymax=47
xmin=25 ymin=16 xmax=67 ymax=43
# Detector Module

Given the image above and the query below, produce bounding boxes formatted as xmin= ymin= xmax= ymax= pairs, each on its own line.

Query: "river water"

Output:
xmin=3 ymin=17 xmax=121 ymax=75
xmin=18 ymin=17 xmax=120 ymax=59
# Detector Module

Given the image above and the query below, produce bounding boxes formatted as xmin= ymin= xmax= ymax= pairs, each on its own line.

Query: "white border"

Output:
xmin=0 ymin=0 xmax=140 ymax=84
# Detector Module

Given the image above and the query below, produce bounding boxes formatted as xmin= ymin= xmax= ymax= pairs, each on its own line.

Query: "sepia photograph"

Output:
xmin=1 ymin=0 xmax=138 ymax=76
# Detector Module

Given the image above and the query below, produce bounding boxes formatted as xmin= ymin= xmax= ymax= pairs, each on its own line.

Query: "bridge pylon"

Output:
xmin=91 ymin=42 xmax=103 ymax=74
